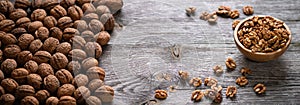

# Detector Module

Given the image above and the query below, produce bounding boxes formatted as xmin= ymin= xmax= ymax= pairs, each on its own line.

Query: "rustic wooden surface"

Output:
xmin=101 ymin=0 xmax=300 ymax=104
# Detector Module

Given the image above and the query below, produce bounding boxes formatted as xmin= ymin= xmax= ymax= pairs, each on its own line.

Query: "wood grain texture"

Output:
xmin=101 ymin=0 xmax=300 ymax=104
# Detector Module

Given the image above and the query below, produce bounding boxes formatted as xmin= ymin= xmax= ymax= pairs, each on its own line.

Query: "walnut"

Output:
xmin=31 ymin=9 xmax=47 ymax=21
xmin=191 ymin=90 xmax=204 ymax=102
xmin=178 ymin=70 xmax=189 ymax=80
xmin=226 ymin=86 xmax=237 ymax=98
xmin=68 ymin=49 xmax=87 ymax=61
xmin=84 ymin=42 xmax=102 ymax=59
xmin=49 ymin=27 xmax=63 ymax=41
xmin=27 ymin=74 xmax=42 ymax=90
xmin=86 ymin=96 xmax=102 ymax=105
xmin=11 ymin=68 xmax=29 ymax=84
xmin=56 ymin=42 xmax=72 ymax=55
xmin=35 ymin=90 xmax=50 ymax=104
xmin=81 ymin=57 xmax=99 ymax=70
xmin=18 ymin=34 xmax=35 ymax=50
xmin=2 ymin=33 xmax=17 ymax=45
xmin=74 ymin=74 xmax=89 ymax=87
xmin=204 ymin=77 xmax=218 ymax=86
xmin=28 ymin=39 xmax=43 ymax=53
xmin=37 ymin=63 xmax=54 ymax=78
xmin=21 ymin=96 xmax=39 ymax=105
xmin=57 ymin=84 xmax=75 ymax=98
xmin=58 ymin=96 xmax=76 ymax=105
xmin=24 ymin=60 xmax=38 ymax=73
xmin=16 ymin=51 xmax=33 ymax=65
xmin=95 ymin=85 xmax=114 ymax=102
xmin=67 ymin=61 xmax=82 ymax=75
xmin=74 ymin=20 xmax=88 ymax=32
xmin=225 ymin=57 xmax=236 ymax=70
xmin=243 ymin=6 xmax=254 ymax=15
xmin=35 ymin=27 xmax=49 ymax=41
xmin=55 ymin=69 xmax=73 ymax=84
xmin=74 ymin=86 xmax=90 ymax=104
xmin=86 ymin=67 xmax=106 ymax=81
xmin=15 ymin=85 xmax=35 ymax=99
xmin=236 ymin=76 xmax=248 ymax=86
xmin=100 ymin=13 xmax=115 ymax=31
xmin=28 ymin=21 xmax=43 ymax=34
xmin=88 ymin=79 xmax=104 ymax=92
xmin=95 ymin=31 xmax=110 ymax=46
xmin=154 ymin=89 xmax=167 ymax=100
xmin=232 ymin=20 xmax=241 ymax=30
xmin=11 ymin=28 xmax=27 ymax=37
xmin=1 ymin=78 xmax=19 ymax=93
xmin=44 ymin=75 xmax=60 ymax=93
xmin=70 ymin=35 xmax=86 ymax=49
xmin=254 ymin=83 xmax=266 ymax=94
xmin=189 ymin=77 xmax=202 ymax=87
xmin=0 ymin=94 xmax=15 ymax=105
xmin=3 ymin=44 xmax=21 ymax=59
xmin=42 ymin=37 xmax=60 ymax=54
xmin=1 ymin=59 xmax=17 ymax=75
xmin=9 ymin=9 xmax=27 ymax=21
xmin=45 ymin=97 xmax=59 ymax=105
xmin=50 ymin=53 xmax=69 ymax=70
xmin=43 ymin=16 xmax=57 ymax=29
xmin=240 ymin=67 xmax=252 ymax=76
xmin=33 ymin=51 xmax=52 ymax=64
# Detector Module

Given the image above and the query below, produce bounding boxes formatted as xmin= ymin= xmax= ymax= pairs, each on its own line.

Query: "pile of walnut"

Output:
xmin=0 ymin=0 xmax=123 ymax=104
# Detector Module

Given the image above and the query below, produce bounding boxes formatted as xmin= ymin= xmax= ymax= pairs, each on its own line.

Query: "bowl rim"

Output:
xmin=233 ymin=15 xmax=292 ymax=55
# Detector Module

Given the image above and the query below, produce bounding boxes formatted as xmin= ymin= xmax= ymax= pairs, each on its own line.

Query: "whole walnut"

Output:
xmin=60 ymin=0 xmax=76 ymax=9
xmin=35 ymin=90 xmax=50 ymax=104
xmin=58 ymin=16 xmax=73 ymax=30
xmin=28 ymin=21 xmax=43 ymax=34
xmin=11 ymin=28 xmax=28 ymax=37
xmin=21 ymin=96 xmax=39 ymax=105
xmin=0 ymin=0 xmax=14 ymax=15
xmin=27 ymin=74 xmax=42 ymax=90
xmin=55 ymin=69 xmax=73 ymax=84
xmin=63 ymin=28 xmax=79 ymax=41
xmin=1 ymin=59 xmax=17 ymax=75
xmin=81 ymin=57 xmax=99 ymax=70
xmin=31 ymin=9 xmax=47 ymax=21
xmin=95 ymin=31 xmax=110 ymax=46
xmin=82 ymin=3 xmax=96 ymax=13
xmin=14 ymin=0 xmax=31 ymax=10
xmin=44 ymin=16 xmax=57 ymax=29
xmin=49 ymin=27 xmax=63 ymax=41
xmin=95 ymin=85 xmax=114 ymax=102
xmin=58 ymin=96 xmax=76 ymax=105
xmin=81 ymin=30 xmax=94 ymax=42
xmin=89 ymin=19 xmax=105 ymax=34
xmin=70 ymin=35 xmax=86 ymax=49
xmin=3 ymin=44 xmax=21 ymax=59
xmin=67 ymin=61 xmax=82 ymax=75
xmin=18 ymin=34 xmax=35 ymax=50
xmin=15 ymin=85 xmax=35 ymax=99
xmin=57 ymin=84 xmax=75 ymax=98
xmin=50 ymin=53 xmax=69 ymax=70
xmin=11 ymin=68 xmax=29 ymax=84
xmin=96 ymin=0 xmax=123 ymax=14
xmin=50 ymin=5 xmax=67 ymax=19
xmin=16 ymin=17 xmax=31 ymax=28
xmin=74 ymin=74 xmax=88 ymax=87
xmin=76 ymin=0 xmax=91 ymax=6
xmin=9 ymin=9 xmax=27 ymax=21
xmin=44 ymin=75 xmax=60 ymax=93
xmin=100 ymin=13 xmax=115 ymax=31
xmin=0 ymin=13 xmax=5 ymax=21
xmin=68 ymin=49 xmax=87 ymax=61
xmin=1 ymin=78 xmax=19 ymax=93
xmin=16 ymin=51 xmax=33 ymax=65
xmin=88 ymin=79 xmax=104 ymax=92
xmin=96 ymin=5 xmax=111 ymax=16
xmin=86 ymin=96 xmax=102 ymax=105
xmin=87 ymin=67 xmax=105 ymax=81
xmin=35 ymin=27 xmax=49 ymax=41
xmin=42 ymin=37 xmax=59 ymax=54
xmin=41 ymin=0 xmax=59 ymax=11
xmin=0 ymin=19 xmax=15 ymax=32
xmin=31 ymin=0 xmax=43 ymax=9
xmin=74 ymin=86 xmax=90 ymax=104
xmin=37 ymin=63 xmax=54 ymax=78
xmin=33 ymin=51 xmax=52 ymax=64
xmin=56 ymin=42 xmax=72 ymax=55
xmin=68 ymin=5 xmax=83 ymax=21
xmin=85 ymin=42 xmax=102 ymax=59
xmin=74 ymin=20 xmax=88 ymax=32
xmin=2 ymin=33 xmax=17 ymax=46
xmin=45 ymin=97 xmax=59 ymax=105
xmin=83 ymin=13 xmax=99 ymax=23
xmin=24 ymin=60 xmax=38 ymax=73
xmin=0 ymin=94 xmax=15 ymax=105
xmin=28 ymin=39 xmax=43 ymax=53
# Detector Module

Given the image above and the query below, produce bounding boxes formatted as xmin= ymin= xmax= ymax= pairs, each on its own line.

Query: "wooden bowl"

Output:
xmin=233 ymin=15 xmax=292 ymax=62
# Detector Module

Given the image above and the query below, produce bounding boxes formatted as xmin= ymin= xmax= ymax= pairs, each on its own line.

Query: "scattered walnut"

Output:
xmin=189 ymin=77 xmax=202 ymax=87
xmin=204 ymin=89 xmax=217 ymax=100
xmin=229 ymin=10 xmax=239 ymax=19
xmin=226 ymin=86 xmax=237 ymax=98
xmin=225 ymin=57 xmax=236 ymax=70
xmin=178 ymin=70 xmax=189 ymax=80
xmin=213 ymin=91 xmax=222 ymax=103
xmin=213 ymin=65 xmax=223 ymax=74
xmin=204 ymin=77 xmax=218 ymax=86
xmin=191 ymin=90 xmax=204 ymax=102
xmin=199 ymin=11 xmax=210 ymax=20
xmin=154 ymin=90 xmax=168 ymax=100
xmin=216 ymin=6 xmax=231 ymax=17
xmin=232 ymin=20 xmax=240 ymax=30
xmin=243 ymin=6 xmax=254 ymax=15
xmin=254 ymin=83 xmax=266 ymax=94
xmin=207 ymin=13 xmax=218 ymax=23
xmin=186 ymin=7 xmax=196 ymax=16
xmin=240 ymin=67 xmax=252 ymax=76
xmin=211 ymin=85 xmax=223 ymax=93
xmin=236 ymin=76 xmax=248 ymax=86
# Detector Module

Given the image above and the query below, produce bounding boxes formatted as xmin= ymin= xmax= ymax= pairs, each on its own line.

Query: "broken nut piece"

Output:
xmin=186 ymin=7 xmax=196 ymax=16
xmin=254 ymin=83 xmax=266 ymax=94
xmin=191 ymin=90 xmax=204 ymax=102
xmin=225 ymin=57 xmax=237 ymax=70
xmin=226 ymin=86 xmax=237 ymax=98
xmin=204 ymin=77 xmax=218 ymax=86
xmin=189 ymin=77 xmax=202 ymax=87
xmin=213 ymin=65 xmax=223 ymax=74
xmin=154 ymin=90 xmax=168 ymax=100
xmin=236 ymin=76 xmax=249 ymax=86
xmin=240 ymin=67 xmax=252 ymax=76
xmin=232 ymin=20 xmax=240 ymax=30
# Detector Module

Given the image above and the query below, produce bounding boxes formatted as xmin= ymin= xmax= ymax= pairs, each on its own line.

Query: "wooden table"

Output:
xmin=101 ymin=0 xmax=300 ymax=104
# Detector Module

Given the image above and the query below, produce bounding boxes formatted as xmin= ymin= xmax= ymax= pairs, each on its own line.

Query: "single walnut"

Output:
xmin=0 ymin=19 xmax=15 ymax=32
xmin=42 ymin=37 xmax=59 ymax=54
xmin=37 ymin=63 xmax=54 ymax=78
xmin=88 ymin=79 xmax=104 ymax=92
xmin=35 ymin=27 xmax=49 ymax=41
xmin=58 ymin=96 xmax=76 ymax=105
xmin=14 ymin=0 xmax=31 ymax=9
xmin=33 ymin=51 xmax=52 ymax=64
xmin=100 ymin=13 xmax=115 ymax=31
xmin=24 ymin=60 xmax=38 ymax=73
xmin=84 ymin=42 xmax=102 ymax=59
xmin=226 ymin=86 xmax=237 ymax=98
xmin=191 ymin=90 xmax=204 ymax=102
xmin=189 ymin=77 xmax=202 ymax=87
xmin=16 ymin=51 xmax=33 ymax=65
xmin=44 ymin=75 xmax=60 ymax=93
xmin=229 ymin=10 xmax=240 ymax=19
xmin=21 ymin=96 xmax=39 ymax=105
xmin=50 ymin=53 xmax=69 ymax=70
xmin=44 ymin=16 xmax=57 ymax=29
xmin=41 ymin=0 xmax=59 ymax=11
xmin=16 ymin=17 xmax=31 ymax=28
xmin=11 ymin=28 xmax=28 ymax=37
xmin=67 ymin=61 xmax=82 ymax=75
xmin=2 ymin=33 xmax=17 ymax=45
xmin=0 ymin=13 xmax=5 ymax=21
xmin=3 ymin=44 xmax=21 ymax=59
xmin=89 ymin=19 xmax=105 ymax=34
xmin=0 ymin=94 xmax=15 ymax=105
xmin=1 ymin=78 xmax=19 ymax=93
xmin=31 ymin=0 xmax=42 ymax=9
xmin=56 ymin=42 xmax=72 ymax=55
xmin=28 ymin=39 xmax=43 ymax=53
xmin=1 ymin=59 xmax=17 ymax=75
xmin=60 ymin=0 xmax=76 ymax=9
xmin=243 ymin=6 xmax=254 ymax=15
xmin=9 ymin=9 xmax=27 ymax=21
xmin=27 ymin=74 xmax=42 ymax=90
xmin=204 ymin=77 xmax=218 ymax=86
xmin=68 ymin=49 xmax=87 ymax=61
xmin=81 ymin=30 xmax=95 ymax=42
xmin=81 ymin=57 xmax=99 ymax=70
xmin=45 ymin=97 xmax=59 ymax=105
xmin=50 ymin=5 xmax=67 ymax=19
xmin=87 ymin=67 xmax=105 ymax=81
xmin=18 ymin=34 xmax=35 ymax=50
xmin=76 ymin=0 xmax=90 ymax=6
xmin=254 ymin=83 xmax=266 ymax=94
xmin=31 ymin=9 xmax=47 ymax=21
xmin=68 ymin=5 xmax=83 ymax=21
xmin=0 ymin=1 xmax=14 ymax=15
xmin=95 ymin=31 xmax=110 ymax=46
xmin=204 ymin=89 xmax=218 ymax=100
xmin=11 ymin=68 xmax=29 ymax=84
xmin=236 ymin=76 xmax=248 ymax=86
xmin=213 ymin=91 xmax=222 ymax=103
xmin=211 ymin=85 xmax=223 ymax=93
xmin=74 ymin=20 xmax=88 ymax=32
xmin=28 ymin=21 xmax=43 ymax=34
xmin=178 ymin=70 xmax=189 ymax=80
xmin=35 ymin=90 xmax=50 ymax=104
xmin=15 ymin=85 xmax=35 ymax=99
xmin=83 ymin=13 xmax=99 ymax=23
xmin=154 ymin=89 xmax=167 ymax=100
xmin=95 ymin=85 xmax=114 ymax=102
xmin=58 ymin=17 xmax=73 ymax=30
xmin=74 ymin=74 xmax=88 ymax=87
xmin=49 ymin=27 xmax=63 ymax=41
xmin=232 ymin=20 xmax=241 ymax=30
xmin=225 ymin=57 xmax=237 ymax=70
xmin=96 ymin=5 xmax=111 ymax=16
xmin=82 ymin=3 xmax=96 ymax=13
xmin=55 ymin=69 xmax=73 ymax=84
xmin=57 ymin=84 xmax=75 ymax=98
xmin=63 ymin=28 xmax=79 ymax=41
xmin=96 ymin=0 xmax=123 ymax=14
xmin=74 ymin=86 xmax=90 ymax=104
xmin=86 ymin=96 xmax=102 ymax=105
xmin=240 ymin=67 xmax=252 ymax=76
xmin=213 ymin=65 xmax=223 ymax=74
xmin=70 ymin=35 xmax=86 ymax=49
